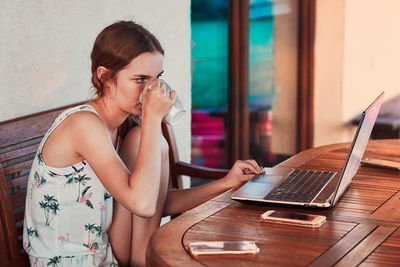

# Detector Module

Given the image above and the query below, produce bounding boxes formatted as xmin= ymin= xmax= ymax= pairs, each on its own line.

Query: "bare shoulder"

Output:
xmin=66 ymin=110 xmax=104 ymax=127
xmin=42 ymin=110 xmax=109 ymax=167
xmin=59 ymin=110 xmax=111 ymax=152
xmin=63 ymin=111 xmax=108 ymax=137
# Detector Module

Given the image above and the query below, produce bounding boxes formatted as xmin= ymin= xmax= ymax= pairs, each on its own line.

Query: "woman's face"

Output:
xmin=109 ymin=51 xmax=164 ymax=115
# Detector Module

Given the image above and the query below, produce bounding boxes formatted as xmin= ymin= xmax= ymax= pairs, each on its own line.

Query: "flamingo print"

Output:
xmin=99 ymin=201 xmax=105 ymax=211
xmin=88 ymin=246 xmax=96 ymax=254
xmin=58 ymin=232 xmax=70 ymax=242
xmin=79 ymin=192 xmax=93 ymax=203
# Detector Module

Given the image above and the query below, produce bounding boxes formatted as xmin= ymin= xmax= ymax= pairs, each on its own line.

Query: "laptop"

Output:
xmin=231 ymin=92 xmax=385 ymax=208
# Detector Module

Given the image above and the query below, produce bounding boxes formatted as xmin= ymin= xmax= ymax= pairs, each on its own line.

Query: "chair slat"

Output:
xmin=0 ymin=143 xmax=40 ymax=163
xmin=3 ymin=160 xmax=34 ymax=176
xmin=7 ymin=175 xmax=29 ymax=189
xmin=11 ymin=191 xmax=27 ymax=209
xmin=0 ymin=105 xmax=76 ymax=148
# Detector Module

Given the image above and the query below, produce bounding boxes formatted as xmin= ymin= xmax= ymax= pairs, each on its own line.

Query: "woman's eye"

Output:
xmin=134 ymin=78 xmax=146 ymax=83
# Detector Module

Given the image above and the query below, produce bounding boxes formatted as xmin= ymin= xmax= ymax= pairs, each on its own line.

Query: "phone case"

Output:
xmin=361 ymin=158 xmax=400 ymax=170
xmin=260 ymin=210 xmax=326 ymax=228
xmin=188 ymin=241 xmax=260 ymax=256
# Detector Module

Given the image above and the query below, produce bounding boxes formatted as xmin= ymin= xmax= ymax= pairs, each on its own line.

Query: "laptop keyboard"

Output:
xmin=264 ymin=170 xmax=336 ymax=203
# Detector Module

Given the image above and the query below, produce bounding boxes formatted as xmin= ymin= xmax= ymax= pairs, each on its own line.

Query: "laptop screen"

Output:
xmin=332 ymin=92 xmax=384 ymax=205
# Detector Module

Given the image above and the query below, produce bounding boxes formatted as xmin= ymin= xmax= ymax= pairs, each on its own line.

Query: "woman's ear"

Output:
xmin=96 ymin=66 xmax=109 ymax=82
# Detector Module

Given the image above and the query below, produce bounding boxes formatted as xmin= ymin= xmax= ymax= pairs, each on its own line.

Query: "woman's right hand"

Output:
xmin=141 ymin=80 xmax=176 ymax=122
xmin=222 ymin=159 xmax=265 ymax=189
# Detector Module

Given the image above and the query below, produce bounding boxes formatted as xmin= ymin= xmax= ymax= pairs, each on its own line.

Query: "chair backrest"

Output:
xmin=0 ymin=104 xmax=77 ymax=265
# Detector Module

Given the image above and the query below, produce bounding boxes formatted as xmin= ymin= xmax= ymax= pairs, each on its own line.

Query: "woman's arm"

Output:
xmin=163 ymin=160 xmax=264 ymax=216
xmin=70 ymin=112 xmax=161 ymax=217
xmin=71 ymin=87 xmax=174 ymax=218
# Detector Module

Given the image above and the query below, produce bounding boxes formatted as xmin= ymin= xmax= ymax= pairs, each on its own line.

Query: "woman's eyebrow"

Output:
xmin=132 ymin=74 xmax=152 ymax=78
xmin=132 ymin=71 xmax=164 ymax=78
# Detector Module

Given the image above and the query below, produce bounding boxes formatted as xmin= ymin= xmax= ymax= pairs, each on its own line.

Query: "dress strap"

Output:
xmin=38 ymin=104 xmax=101 ymax=152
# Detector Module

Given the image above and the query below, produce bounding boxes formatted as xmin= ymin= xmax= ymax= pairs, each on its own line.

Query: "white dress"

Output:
xmin=23 ymin=105 xmax=118 ymax=266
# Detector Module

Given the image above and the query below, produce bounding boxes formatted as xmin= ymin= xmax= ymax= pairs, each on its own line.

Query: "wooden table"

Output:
xmin=146 ymin=139 xmax=400 ymax=266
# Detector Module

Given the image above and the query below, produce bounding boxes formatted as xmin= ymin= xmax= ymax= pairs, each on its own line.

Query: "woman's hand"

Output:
xmin=142 ymin=80 xmax=176 ymax=122
xmin=222 ymin=160 xmax=265 ymax=188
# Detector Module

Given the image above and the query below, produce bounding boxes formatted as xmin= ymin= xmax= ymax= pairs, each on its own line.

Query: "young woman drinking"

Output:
xmin=23 ymin=20 xmax=264 ymax=267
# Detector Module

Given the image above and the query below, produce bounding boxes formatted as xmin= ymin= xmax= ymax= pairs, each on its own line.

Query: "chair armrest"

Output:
xmin=175 ymin=161 xmax=229 ymax=180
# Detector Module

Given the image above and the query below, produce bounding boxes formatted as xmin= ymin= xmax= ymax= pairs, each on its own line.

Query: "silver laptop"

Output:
xmin=231 ymin=92 xmax=384 ymax=208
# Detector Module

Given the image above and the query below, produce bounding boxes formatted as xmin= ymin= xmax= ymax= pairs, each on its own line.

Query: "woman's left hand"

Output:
xmin=222 ymin=159 xmax=265 ymax=188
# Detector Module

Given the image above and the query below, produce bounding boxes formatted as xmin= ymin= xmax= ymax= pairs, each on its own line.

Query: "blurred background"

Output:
xmin=1 ymin=0 xmax=400 ymax=188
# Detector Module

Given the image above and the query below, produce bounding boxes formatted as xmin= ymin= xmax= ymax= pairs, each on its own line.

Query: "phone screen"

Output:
xmin=188 ymin=241 xmax=260 ymax=256
xmin=268 ymin=210 xmax=313 ymax=221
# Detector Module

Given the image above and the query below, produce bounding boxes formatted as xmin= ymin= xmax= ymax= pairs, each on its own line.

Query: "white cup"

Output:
xmin=139 ymin=79 xmax=186 ymax=125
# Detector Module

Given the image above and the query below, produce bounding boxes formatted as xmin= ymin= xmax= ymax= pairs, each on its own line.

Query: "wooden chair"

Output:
xmin=0 ymin=104 xmax=79 ymax=266
xmin=0 ymin=103 xmax=228 ymax=266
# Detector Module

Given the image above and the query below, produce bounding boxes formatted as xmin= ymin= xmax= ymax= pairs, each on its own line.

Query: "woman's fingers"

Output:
xmin=237 ymin=160 xmax=264 ymax=175
xmin=141 ymin=79 xmax=175 ymax=121
xmin=244 ymin=159 xmax=264 ymax=173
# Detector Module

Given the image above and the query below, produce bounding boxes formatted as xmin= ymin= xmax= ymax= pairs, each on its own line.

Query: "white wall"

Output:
xmin=342 ymin=0 xmax=400 ymax=121
xmin=313 ymin=0 xmax=400 ymax=147
xmin=0 ymin=0 xmax=192 ymax=186
xmin=313 ymin=0 xmax=346 ymax=147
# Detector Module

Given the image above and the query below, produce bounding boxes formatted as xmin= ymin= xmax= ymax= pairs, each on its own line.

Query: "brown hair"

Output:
xmin=91 ymin=20 xmax=164 ymax=95
xmin=90 ymin=20 xmax=164 ymax=138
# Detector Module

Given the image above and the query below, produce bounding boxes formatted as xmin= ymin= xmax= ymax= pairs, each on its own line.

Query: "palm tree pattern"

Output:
xmin=79 ymin=185 xmax=94 ymax=209
xmin=46 ymin=256 xmax=60 ymax=267
xmin=27 ymin=227 xmax=39 ymax=238
xmin=104 ymin=192 xmax=112 ymax=201
xmin=64 ymin=170 xmax=93 ymax=206
xmin=37 ymin=152 xmax=44 ymax=166
xmin=83 ymin=223 xmax=102 ymax=254
xmin=39 ymin=195 xmax=60 ymax=226
xmin=24 ymin=105 xmax=115 ymax=264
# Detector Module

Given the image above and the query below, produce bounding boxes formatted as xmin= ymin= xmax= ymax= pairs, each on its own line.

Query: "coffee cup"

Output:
xmin=139 ymin=79 xmax=186 ymax=125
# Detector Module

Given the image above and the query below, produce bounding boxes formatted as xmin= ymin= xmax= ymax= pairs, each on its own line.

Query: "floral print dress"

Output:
xmin=23 ymin=105 xmax=118 ymax=266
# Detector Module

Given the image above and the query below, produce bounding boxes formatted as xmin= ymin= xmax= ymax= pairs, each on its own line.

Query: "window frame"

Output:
xmin=227 ymin=0 xmax=315 ymax=165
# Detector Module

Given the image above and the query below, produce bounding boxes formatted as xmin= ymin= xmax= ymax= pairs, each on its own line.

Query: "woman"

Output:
xmin=23 ymin=20 xmax=264 ymax=267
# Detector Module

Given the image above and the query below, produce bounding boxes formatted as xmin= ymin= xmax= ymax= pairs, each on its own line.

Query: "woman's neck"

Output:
xmin=87 ymin=97 xmax=129 ymax=133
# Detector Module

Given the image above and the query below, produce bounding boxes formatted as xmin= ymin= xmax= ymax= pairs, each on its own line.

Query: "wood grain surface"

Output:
xmin=147 ymin=139 xmax=400 ymax=266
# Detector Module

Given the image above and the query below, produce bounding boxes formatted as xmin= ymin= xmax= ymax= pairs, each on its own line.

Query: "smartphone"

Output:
xmin=260 ymin=210 xmax=326 ymax=228
xmin=188 ymin=241 xmax=260 ymax=256
xmin=361 ymin=158 xmax=400 ymax=170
